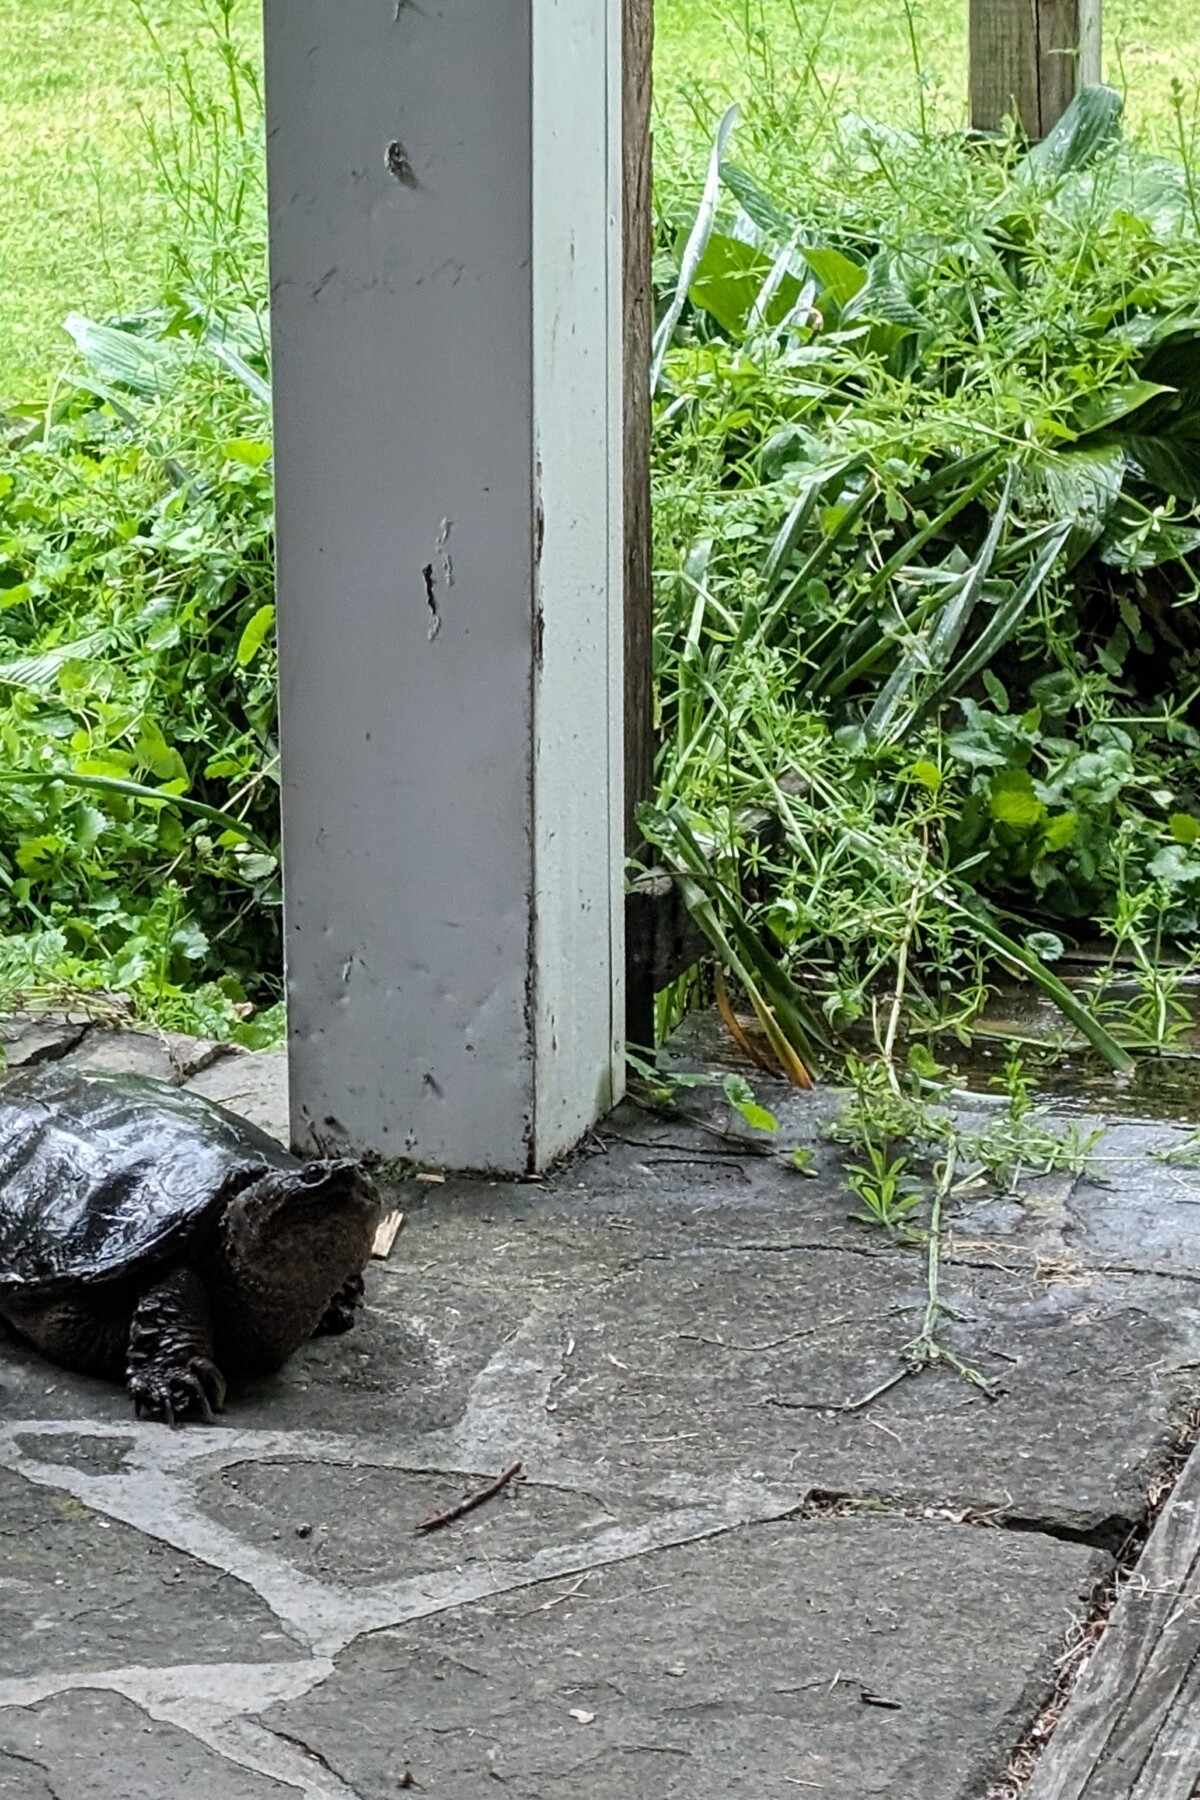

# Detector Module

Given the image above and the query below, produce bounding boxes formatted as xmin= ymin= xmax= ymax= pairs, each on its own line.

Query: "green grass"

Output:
xmin=656 ymin=0 xmax=1200 ymax=147
xmin=0 ymin=0 xmax=258 ymax=400
xmin=0 ymin=0 xmax=1196 ymax=398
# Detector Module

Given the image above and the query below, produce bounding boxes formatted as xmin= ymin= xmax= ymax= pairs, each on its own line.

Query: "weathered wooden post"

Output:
xmin=622 ymin=0 xmax=658 ymax=1057
xmin=970 ymin=0 xmax=1102 ymax=136
xmin=262 ymin=0 xmax=629 ymax=1173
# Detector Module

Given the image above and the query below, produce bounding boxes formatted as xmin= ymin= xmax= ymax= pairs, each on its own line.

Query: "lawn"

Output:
xmin=0 ymin=0 xmax=1195 ymax=398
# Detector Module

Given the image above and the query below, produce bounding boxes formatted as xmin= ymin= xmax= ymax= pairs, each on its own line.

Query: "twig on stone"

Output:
xmin=842 ymin=1368 xmax=913 ymax=1412
xmin=416 ymin=1462 xmax=522 ymax=1534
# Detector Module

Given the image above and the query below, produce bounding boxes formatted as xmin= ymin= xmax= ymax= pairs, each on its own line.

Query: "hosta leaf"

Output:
xmin=1074 ymin=381 xmax=1172 ymax=436
xmin=0 ymin=634 xmax=114 ymax=693
xmin=688 ymin=233 xmax=801 ymax=336
xmin=719 ymin=161 xmax=792 ymax=237
xmin=799 ymin=247 xmax=867 ymax=311
xmin=64 ymin=314 xmax=180 ymax=399
xmin=1025 ymin=85 xmax=1123 ymax=180
xmin=1121 ymin=433 xmax=1200 ymax=501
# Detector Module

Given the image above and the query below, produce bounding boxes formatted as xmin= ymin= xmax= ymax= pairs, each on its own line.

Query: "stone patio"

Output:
xmin=3 ymin=1016 xmax=1200 ymax=1797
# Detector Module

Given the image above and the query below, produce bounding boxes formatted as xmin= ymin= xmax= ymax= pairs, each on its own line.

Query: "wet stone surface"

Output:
xmin=1 ymin=1030 xmax=1199 ymax=1796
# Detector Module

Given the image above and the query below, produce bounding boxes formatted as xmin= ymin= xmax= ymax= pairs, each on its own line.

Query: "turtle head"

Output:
xmin=218 ymin=1159 xmax=381 ymax=1368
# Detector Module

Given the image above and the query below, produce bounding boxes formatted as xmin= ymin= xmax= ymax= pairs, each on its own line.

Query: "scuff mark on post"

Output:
xmin=385 ymin=141 xmax=418 ymax=188
xmin=423 ymin=565 xmax=441 ymax=641
xmin=436 ymin=518 xmax=455 ymax=589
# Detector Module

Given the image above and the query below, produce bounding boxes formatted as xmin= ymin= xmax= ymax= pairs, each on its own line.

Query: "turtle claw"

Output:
xmin=128 ymin=1357 xmax=226 ymax=1427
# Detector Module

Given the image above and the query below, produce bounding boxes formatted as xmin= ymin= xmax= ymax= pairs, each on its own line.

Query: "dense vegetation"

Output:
xmin=646 ymin=85 xmax=1200 ymax=1071
xmin=3 ymin=1 xmax=1200 ymax=1070
xmin=0 ymin=3 xmax=278 ymax=1038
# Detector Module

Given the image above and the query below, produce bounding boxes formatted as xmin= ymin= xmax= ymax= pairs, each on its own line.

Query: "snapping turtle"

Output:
xmin=0 ymin=1066 xmax=380 ymax=1423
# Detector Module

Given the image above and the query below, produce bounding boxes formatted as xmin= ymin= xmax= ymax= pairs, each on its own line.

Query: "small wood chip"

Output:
xmin=372 ymin=1210 xmax=405 ymax=1259
xmin=416 ymin=1171 xmax=445 ymax=1184
xmin=568 ymin=1710 xmax=596 ymax=1724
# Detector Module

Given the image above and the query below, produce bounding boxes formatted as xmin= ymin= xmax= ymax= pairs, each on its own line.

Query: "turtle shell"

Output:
xmin=0 ymin=1066 xmax=304 ymax=1293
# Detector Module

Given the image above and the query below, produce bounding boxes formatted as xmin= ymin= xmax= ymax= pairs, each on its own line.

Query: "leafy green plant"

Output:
xmin=0 ymin=0 xmax=275 ymax=1036
xmin=963 ymin=1050 xmax=1103 ymax=1191
xmin=647 ymin=79 xmax=1200 ymax=1070
xmin=626 ymin=1047 xmax=786 ymax=1141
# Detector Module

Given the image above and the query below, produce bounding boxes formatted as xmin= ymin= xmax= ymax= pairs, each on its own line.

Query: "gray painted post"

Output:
xmin=262 ymin=1 xmax=626 ymax=1173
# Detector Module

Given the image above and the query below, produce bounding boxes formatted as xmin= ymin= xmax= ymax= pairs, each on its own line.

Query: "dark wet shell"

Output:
xmin=0 ymin=1067 xmax=302 ymax=1293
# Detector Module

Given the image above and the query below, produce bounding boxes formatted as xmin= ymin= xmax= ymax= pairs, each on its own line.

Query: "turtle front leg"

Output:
xmin=312 ymin=1273 xmax=365 ymax=1338
xmin=125 ymin=1266 xmax=227 ymax=1425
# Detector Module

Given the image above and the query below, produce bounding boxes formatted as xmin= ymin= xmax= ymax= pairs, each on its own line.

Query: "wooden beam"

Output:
xmin=1024 ymin=1440 xmax=1200 ymax=1798
xmin=622 ymin=0 xmax=657 ymax=1054
xmin=970 ymin=0 xmax=1102 ymax=137
xmin=626 ymin=869 xmax=708 ymax=1036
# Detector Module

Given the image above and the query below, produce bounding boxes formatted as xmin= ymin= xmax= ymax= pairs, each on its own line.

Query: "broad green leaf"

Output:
xmin=135 ymin=721 xmax=188 ymax=785
xmin=1042 ymin=445 xmax=1126 ymax=563
xmin=236 ymin=604 xmax=277 ymax=668
xmin=1024 ymin=85 xmax=1123 ymax=180
xmin=688 ymin=233 xmax=800 ymax=336
xmin=15 ymin=835 xmax=61 ymax=875
xmin=723 ymin=1072 xmax=780 ymax=1134
xmin=1073 ymin=381 xmax=1172 ymax=436
xmin=1121 ymin=433 xmax=1200 ymax=502
xmin=64 ymin=314 xmax=180 ymax=398
xmin=718 ymin=161 xmax=792 ymax=236
xmin=905 ymin=760 xmax=943 ymax=790
xmin=0 ymin=634 xmax=114 ymax=693
xmin=988 ymin=770 xmax=1045 ymax=830
xmin=224 ymin=438 xmax=273 ymax=468
xmin=799 ymin=247 xmax=867 ymax=311
xmin=842 ymin=253 xmax=926 ymax=328
xmin=1170 ymin=813 xmax=1200 ymax=845
xmin=1044 ymin=812 xmax=1078 ymax=850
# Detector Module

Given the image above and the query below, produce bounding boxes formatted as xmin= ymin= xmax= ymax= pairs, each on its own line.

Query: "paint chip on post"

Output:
xmin=423 ymin=564 xmax=441 ymax=640
xmin=385 ymin=140 xmax=418 ymax=187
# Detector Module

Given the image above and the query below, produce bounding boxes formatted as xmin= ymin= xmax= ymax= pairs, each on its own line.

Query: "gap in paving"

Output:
xmin=984 ymin=1401 xmax=1200 ymax=1799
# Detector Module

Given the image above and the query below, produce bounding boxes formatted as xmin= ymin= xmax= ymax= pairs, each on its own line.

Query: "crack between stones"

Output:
xmin=0 ymin=1732 xmax=70 ymax=1800
xmin=266 ymin=1726 xmax=364 ymax=1798
xmin=7 ymin=1022 xmax=91 ymax=1068
xmin=796 ymin=1487 xmax=1138 ymax=1556
xmin=347 ymin=1495 xmax=812 ymax=1653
